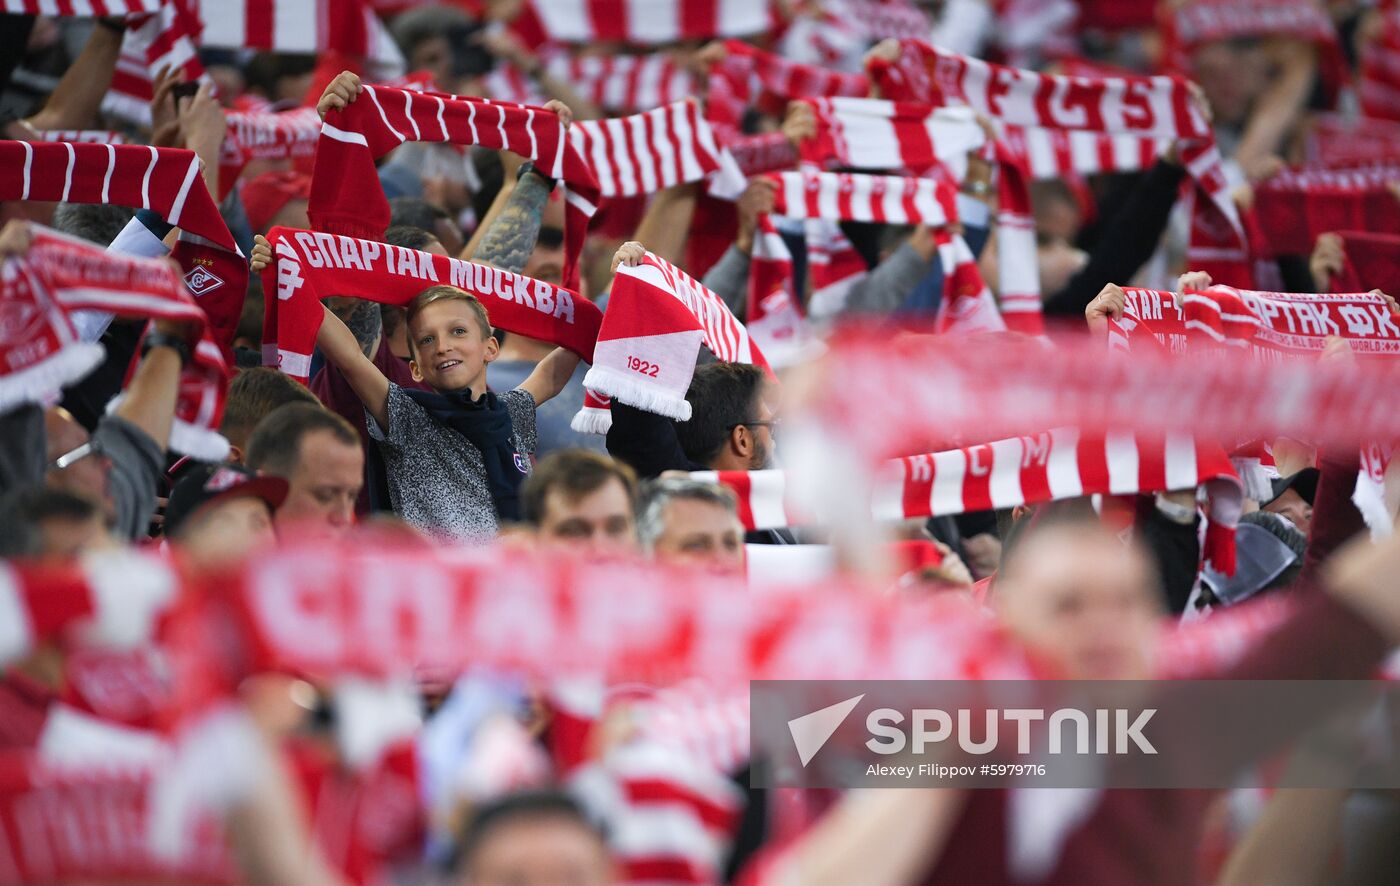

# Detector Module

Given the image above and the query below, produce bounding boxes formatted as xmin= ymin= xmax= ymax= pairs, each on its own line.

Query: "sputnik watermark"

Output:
xmin=864 ymin=707 xmax=1157 ymax=756
xmin=752 ymin=680 xmax=1399 ymax=789
xmin=786 ymin=695 xmax=1156 ymax=768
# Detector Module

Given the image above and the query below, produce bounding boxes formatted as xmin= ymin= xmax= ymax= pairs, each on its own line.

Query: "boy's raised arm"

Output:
xmin=317 ymin=305 xmax=391 ymax=431
xmin=251 ymin=233 xmax=391 ymax=430
xmin=518 ymin=347 xmax=582 ymax=406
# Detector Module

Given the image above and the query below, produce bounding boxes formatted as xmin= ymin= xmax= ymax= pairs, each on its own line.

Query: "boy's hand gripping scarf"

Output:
xmin=260 ymin=226 xmax=601 ymax=383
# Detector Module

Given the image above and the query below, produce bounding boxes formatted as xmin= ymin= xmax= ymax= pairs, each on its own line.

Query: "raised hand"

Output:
xmin=250 ymin=234 xmax=272 ymax=273
xmin=1177 ymin=270 xmax=1212 ymax=293
xmin=543 ymin=99 xmax=573 ymax=130
xmin=1308 ymin=233 xmax=1345 ymax=292
xmin=0 ymin=219 xmax=33 ymax=260
xmin=781 ymin=101 xmax=817 ymax=148
xmin=316 ymin=71 xmax=362 ymax=120
xmin=611 ymin=241 xmax=646 ymax=272
xmin=735 ymin=177 xmax=778 ymax=255
xmin=1085 ymin=283 xmax=1127 ymax=335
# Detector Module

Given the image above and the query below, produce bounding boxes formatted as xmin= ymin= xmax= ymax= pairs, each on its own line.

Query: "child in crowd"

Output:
xmin=253 ymin=237 xmax=582 ymax=540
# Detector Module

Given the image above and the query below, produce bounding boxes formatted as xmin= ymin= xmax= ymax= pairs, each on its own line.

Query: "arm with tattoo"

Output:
xmin=464 ymin=169 xmax=553 ymax=273
xmin=322 ymin=296 xmax=382 ymax=359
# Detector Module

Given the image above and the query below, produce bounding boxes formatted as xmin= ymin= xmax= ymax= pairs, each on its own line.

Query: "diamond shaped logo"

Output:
xmin=183 ymin=265 xmax=224 ymax=297
xmin=788 ymin=694 xmax=864 ymax=767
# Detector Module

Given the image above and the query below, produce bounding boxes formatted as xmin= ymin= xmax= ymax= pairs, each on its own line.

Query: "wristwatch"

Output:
xmin=142 ymin=330 xmax=192 ymax=368
xmin=517 ymin=160 xmax=557 ymax=192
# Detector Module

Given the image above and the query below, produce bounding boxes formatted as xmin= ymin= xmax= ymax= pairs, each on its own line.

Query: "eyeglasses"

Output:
xmin=47 ymin=438 xmax=104 ymax=472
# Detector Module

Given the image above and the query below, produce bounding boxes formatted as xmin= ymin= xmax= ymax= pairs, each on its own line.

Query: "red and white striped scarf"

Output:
xmin=747 ymin=216 xmax=809 ymax=367
xmin=1 ymin=0 xmax=160 ymax=10
xmin=815 ymin=329 xmax=1400 ymax=464
xmin=572 ymin=740 xmax=743 ymax=886
xmin=2 ymin=226 xmax=232 ymax=460
xmin=579 ymin=250 xmax=769 ymax=424
xmin=526 ymin=0 xmax=773 ymax=45
xmin=567 ymin=98 xmax=744 ymax=199
xmin=260 ymin=226 xmax=601 ymax=383
xmin=307 ymin=85 xmax=599 ymax=291
xmin=0 ymin=141 xmax=236 ymax=252
xmin=693 ymin=429 xmax=1239 ymax=530
xmin=804 ymin=219 xmax=868 ymax=316
xmin=217 ymin=106 xmax=321 ymax=200
xmin=869 ymin=40 xmax=1250 ymax=305
xmin=489 ymin=51 xmax=697 ymax=114
xmin=796 ymin=96 xmax=985 ymax=178
xmin=115 ymin=0 xmax=206 ymax=122
xmin=758 ymin=167 xmax=1002 ymax=334
xmin=0 ymin=139 xmax=247 ymax=346
xmin=706 ymin=39 xmax=870 ymax=140
xmin=194 ymin=0 xmax=405 ymax=80
xmin=1116 ymin=285 xmax=1399 ymax=538
xmin=1361 ymin=4 xmax=1400 ymax=122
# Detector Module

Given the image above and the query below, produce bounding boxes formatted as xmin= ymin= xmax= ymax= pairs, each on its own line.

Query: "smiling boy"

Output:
xmin=253 ymin=230 xmax=583 ymax=539
xmin=319 ymin=282 xmax=581 ymax=540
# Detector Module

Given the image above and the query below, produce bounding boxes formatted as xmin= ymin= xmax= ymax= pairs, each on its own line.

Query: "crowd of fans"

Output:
xmin=2 ymin=0 xmax=1400 ymax=883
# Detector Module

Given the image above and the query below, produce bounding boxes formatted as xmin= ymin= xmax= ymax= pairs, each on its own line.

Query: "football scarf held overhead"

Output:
xmin=866 ymin=40 xmax=1211 ymax=140
xmin=0 ymin=140 xmax=248 ymax=352
xmin=755 ymin=168 xmax=1003 ymax=334
xmin=583 ymin=250 xmax=769 ymax=422
xmin=260 ymin=226 xmax=601 ymax=383
xmin=1114 ymin=284 xmax=1400 ymax=540
xmin=706 ymin=39 xmax=870 ymax=139
xmin=527 ymin=0 xmax=773 ymax=46
xmin=307 ymin=85 xmax=600 ymax=290
xmin=868 ymin=39 xmax=1251 ymax=292
xmin=796 ymin=97 xmax=986 ymax=175
xmin=567 ymin=98 xmax=744 ymax=199
xmin=693 ymin=429 xmax=1240 ymax=529
xmin=814 ymin=329 xmax=1400 ymax=462
xmin=1110 ymin=285 xmax=1400 ymax=357
xmin=1250 ymin=166 xmax=1400 ymax=258
xmin=0 ymin=226 xmax=232 ymax=460
xmin=194 ymin=0 xmax=406 ymax=80
xmin=1161 ymin=0 xmax=1348 ymax=105
xmin=218 ymin=106 xmax=322 ymax=199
